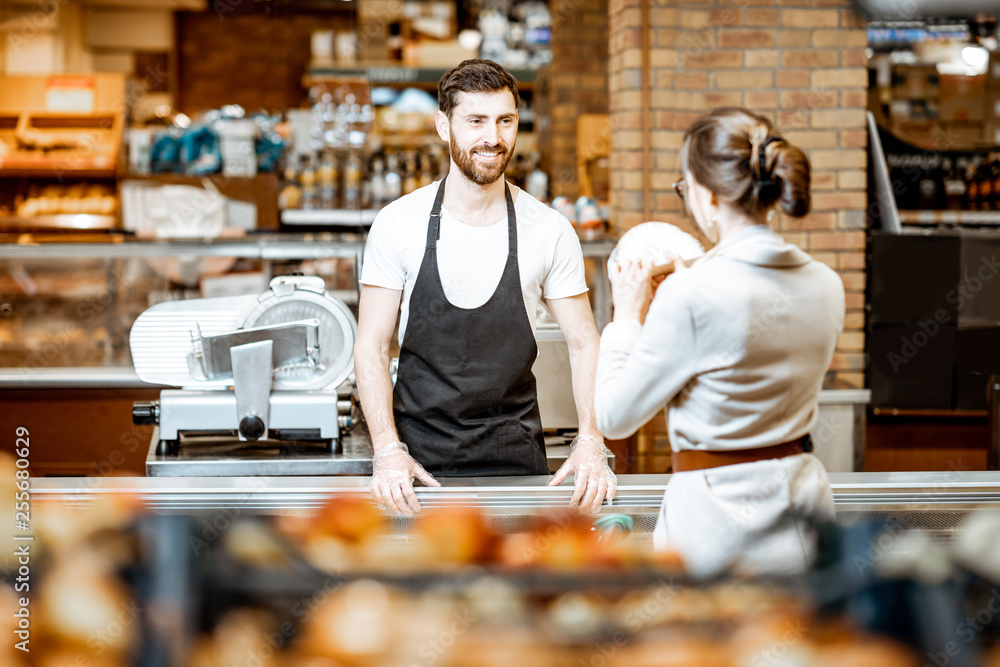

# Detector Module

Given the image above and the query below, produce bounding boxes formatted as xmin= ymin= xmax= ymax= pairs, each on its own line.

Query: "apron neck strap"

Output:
xmin=426 ymin=177 xmax=517 ymax=255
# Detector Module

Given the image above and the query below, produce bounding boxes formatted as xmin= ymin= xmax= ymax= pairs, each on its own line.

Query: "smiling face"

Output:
xmin=437 ymin=90 xmax=518 ymax=186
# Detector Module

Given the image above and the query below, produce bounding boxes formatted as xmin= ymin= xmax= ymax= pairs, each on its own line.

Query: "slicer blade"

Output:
xmin=129 ymin=294 xmax=258 ymax=387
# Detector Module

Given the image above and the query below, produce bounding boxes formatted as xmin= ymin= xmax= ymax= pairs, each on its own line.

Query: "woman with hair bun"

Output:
xmin=595 ymin=108 xmax=845 ymax=578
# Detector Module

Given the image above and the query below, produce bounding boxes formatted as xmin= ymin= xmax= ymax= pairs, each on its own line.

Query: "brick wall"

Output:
xmin=609 ymin=0 xmax=868 ymax=388
xmin=176 ymin=10 xmax=354 ymax=115
xmin=543 ymin=0 xmax=610 ymax=199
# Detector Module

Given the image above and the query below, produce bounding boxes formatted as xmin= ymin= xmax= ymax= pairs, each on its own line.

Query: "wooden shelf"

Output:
xmin=281 ymin=208 xmax=378 ymax=226
xmin=871 ymin=407 xmax=988 ymax=418
xmin=304 ymin=66 xmax=537 ymax=89
xmin=900 ymin=210 xmax=1000 ymax=226
xmin=0 ymin=214 xmax=116 ymax=231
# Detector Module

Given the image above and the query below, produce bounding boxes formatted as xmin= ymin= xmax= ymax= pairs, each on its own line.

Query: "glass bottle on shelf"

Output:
xmin=418 ymin=150 xmax=433 ymax=189
xmin=991 ymin=154 xmax=1000 ymax=211
xmin=385 ymin=152 xmax=403 ymax=201
xmin=943 ymin=158 xmax=966 ymax=211
xmin=526 ymin=154 xmax=549 ymax=203
xmin=278 ymin=160 xmax=302 ymax=210
xmin=370 ymin=154 xmax=389 ymax=209
xmin=343 ymin=151 xmax=362 ymax=210
xmin=318 ymin=151 xmax=340 ymax=210
xmin=402 ymin=151 xmax=419 ymax=195
xmin=967 ymin=156 xmax=983 ymax=210
xmin=300 ymin=155 xmax=318 ymax=210
xmin=980 ymin=154 xmax=996 ymax=211
xmin=916 ymin=158 xmax=940 ymax=211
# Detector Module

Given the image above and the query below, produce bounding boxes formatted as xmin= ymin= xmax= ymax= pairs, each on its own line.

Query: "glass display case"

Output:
xmin=0 ymin=233 xmax=363 ymax=385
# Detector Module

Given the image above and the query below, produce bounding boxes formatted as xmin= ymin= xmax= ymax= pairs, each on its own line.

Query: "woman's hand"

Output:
xmin=610 ymin=259 xmax=655 ymax=324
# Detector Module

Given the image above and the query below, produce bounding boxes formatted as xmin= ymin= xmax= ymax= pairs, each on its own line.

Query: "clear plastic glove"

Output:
xmin=548 ymin=433 xmax=617 ymax=513
xmin=369 ymin=442 xmax=441 ymax=516
xmin=609 ymin=258 xmax=655 ymax=324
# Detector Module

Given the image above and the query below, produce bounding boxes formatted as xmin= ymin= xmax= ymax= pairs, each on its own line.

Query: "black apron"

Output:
xmin=392 ymin=177 xmax=548 ymax=477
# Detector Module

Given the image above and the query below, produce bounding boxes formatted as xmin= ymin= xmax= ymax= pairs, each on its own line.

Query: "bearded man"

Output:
xmin=355 ymin=59 xmax=616 ymax=516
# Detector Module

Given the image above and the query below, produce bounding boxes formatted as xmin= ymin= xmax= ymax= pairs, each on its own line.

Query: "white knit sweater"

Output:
xmin=595 ymin=225 xmax=845 ymax=451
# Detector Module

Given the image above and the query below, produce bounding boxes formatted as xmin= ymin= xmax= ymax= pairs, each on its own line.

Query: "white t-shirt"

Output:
xmin=361 ymin=181 xmax=588 ymax=345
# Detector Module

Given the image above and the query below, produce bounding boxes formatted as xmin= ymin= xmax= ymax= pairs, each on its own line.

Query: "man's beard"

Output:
xmin=449 ymin=135 xmax=514 ymax=186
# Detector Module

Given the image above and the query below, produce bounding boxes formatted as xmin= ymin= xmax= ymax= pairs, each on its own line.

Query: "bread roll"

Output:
xmin=608 ymin=222 xmax=705 ymax=279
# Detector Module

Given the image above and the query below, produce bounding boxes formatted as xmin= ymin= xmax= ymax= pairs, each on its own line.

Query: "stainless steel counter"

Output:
xmin=32 ymin=472 xmax=1000 ymax=540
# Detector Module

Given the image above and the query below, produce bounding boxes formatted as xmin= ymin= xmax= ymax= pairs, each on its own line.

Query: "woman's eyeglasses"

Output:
xmin=672 ymin=180 xmax=685 ymax=202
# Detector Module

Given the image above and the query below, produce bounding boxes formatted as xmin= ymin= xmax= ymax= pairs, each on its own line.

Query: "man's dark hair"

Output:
xmin=437 ymin=59 xmax=520 ymax=118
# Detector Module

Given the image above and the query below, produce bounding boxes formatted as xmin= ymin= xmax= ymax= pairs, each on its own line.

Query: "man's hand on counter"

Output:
xmin=369 ymin=442 xmax=441 ymax=516
xmin=549 ymin=433 xmax=618 ymax=513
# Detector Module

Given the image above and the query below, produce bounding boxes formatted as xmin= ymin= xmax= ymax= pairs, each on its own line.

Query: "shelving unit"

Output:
xmin=304 ymin=66 xmax=537 ymax=89
xmin=281 ymin=208 xmax=379 ymax=226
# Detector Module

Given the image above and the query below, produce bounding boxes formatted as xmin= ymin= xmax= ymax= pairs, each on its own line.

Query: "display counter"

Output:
xmin=32 ymin=471 xmax=1000 ymax=533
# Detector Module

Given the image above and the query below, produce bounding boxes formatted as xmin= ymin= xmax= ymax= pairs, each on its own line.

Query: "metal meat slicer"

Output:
xmin=130 ymin=275 xmax=360 ymax=476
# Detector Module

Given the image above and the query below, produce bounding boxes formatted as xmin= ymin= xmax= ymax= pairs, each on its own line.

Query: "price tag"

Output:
xmin=45 ymin=77 xmax=95 ymax=113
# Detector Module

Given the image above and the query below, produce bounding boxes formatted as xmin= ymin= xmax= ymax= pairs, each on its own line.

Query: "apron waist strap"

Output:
xmin=672 ymin=435 xmax=812 ymax=473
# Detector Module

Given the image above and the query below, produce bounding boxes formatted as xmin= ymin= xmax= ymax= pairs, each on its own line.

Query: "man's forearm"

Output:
xmin=567 ymin=336 xmax=602 ymax=440
xmin=354 ymin=342 xmax=400 ymax=449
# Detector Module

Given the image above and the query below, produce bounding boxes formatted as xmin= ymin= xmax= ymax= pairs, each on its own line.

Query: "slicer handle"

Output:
xmin=133 ymin=401 xmax=159 ymax=425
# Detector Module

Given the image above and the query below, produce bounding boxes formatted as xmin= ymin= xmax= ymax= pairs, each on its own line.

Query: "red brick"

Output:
xmin=705 ymin=91 xmax=744 ymax=107
xmin=838 ymin=170 xmax=867 ymax=189
xmin=843 ymin=9 xmax=867 ymax=28
xmin=716 ymin=70 xmax=773 ymax=89
xmin=786 ymin=212 xmax=837 ymax=230
xmin=812 ymin=191 xmax=866 ymax=210
xmin=776 ymin=30 xmax=812 ymax=47
xmin=812 ymin=171 xmax=837 ymax=190
xmin=812 ymin=29 xmax=867 ymax=47
xmin=719 ymin=29 xmax=776 ymax=48
xmin=746 ymin=9 xmax=780 ymax=25
xmin=776 ymin=110 xmax=811 ymax=129
xmin=783 ymin=130 xmax=838 ymax=148
xmin=810 ymin=149 xmax=866 ymax=169
xmin=747 ymin=91 xmax=778 ymax=109
xmin=776 ymin=70 xmax=810 ymax=88
xmin=781 ymin=91 xmax=838 ymax=109
xmin=840 ymin=129 xmax=868 ymax=148
xmin=834 ymin=372 xmax=864 ymax=389
xmin=844 ymin=292 xmax=865 ymax=311
xmin=709 ymin=8 xmax=742 ymax=26
xmin=680 ymin=51 xmax=743 ymax=69
xmin=655 ymin=110 xmax=703 ymax=130
xmin=842 ymin=49 xmax=868 ymax=67
xmin=673 ymin=28 xmax=712 ymax=50
xmin=812 ymin=108 xmax=866 ymax=129
xmin=649 ymin=8 xmax=679 ymax=25
xmin=650 ymin=49 xmax=679 ymax=68
xmin=837 ymin=330 xmax=865 ymax=351
xmin=783 ymin=9 xmax=840 ymax=27
xmin=840 ymin=90 xmax=867 ymax=108
xmin=680 ymin=10 xmax=712 ymax=29
xmin=810 ymin=231 xmax=865 ymax=250
xmin=810 ymin=68 xmax=867 ymax=88
xmin=843 ymin=311 xmax=865 ymax=328
xmin=746 ymin=50 xmax=779 ymax=68
xmin=675 ymin=72 xmax=709 ymax=89
xmin=782 ymin=50 xmax=839 ymax=68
